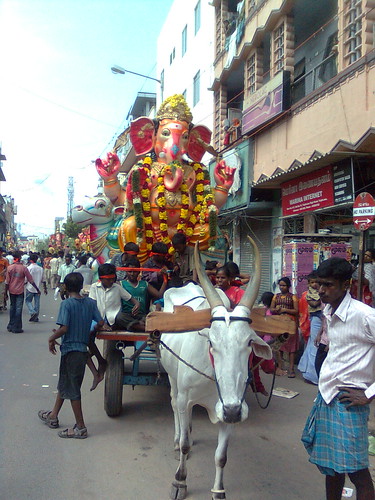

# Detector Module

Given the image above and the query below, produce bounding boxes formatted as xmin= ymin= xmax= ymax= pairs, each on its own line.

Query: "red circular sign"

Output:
xmin=353 ymin=192 xmax=375 ymax=231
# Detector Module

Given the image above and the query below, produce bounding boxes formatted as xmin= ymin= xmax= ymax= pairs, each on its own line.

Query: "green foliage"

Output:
xmin=62 ymin=218 xmax=80 ymax=239
xmin=36 ymin=238 xmax=49 ymax=253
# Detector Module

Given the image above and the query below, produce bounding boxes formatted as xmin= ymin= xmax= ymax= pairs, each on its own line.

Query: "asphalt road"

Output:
xmin=1 ymin=289 xmax=372 ymax=500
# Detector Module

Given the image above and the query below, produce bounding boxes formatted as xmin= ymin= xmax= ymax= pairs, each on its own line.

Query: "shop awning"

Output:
xmin=253 ymin=127 xmax=375 ymax=189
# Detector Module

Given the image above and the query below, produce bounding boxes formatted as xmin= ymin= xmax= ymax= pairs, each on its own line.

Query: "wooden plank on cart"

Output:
xmin=145 ymin=305 xmax=295 ymax=336
xmin=96 ymin=331 xmax=149 ymax=342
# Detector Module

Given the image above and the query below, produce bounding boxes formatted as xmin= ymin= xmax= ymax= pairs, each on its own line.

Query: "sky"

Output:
xmin=0 ymin=0 xmax=173 ymax=237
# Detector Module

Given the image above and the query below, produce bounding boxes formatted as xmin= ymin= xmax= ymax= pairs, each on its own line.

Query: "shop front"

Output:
xmin=252 ymin=128 xmax=375 ymax=297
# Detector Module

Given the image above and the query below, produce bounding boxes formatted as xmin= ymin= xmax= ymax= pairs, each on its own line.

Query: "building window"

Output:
xmin=169 ymin=47 xmax=175 ymax=65
xmin=273 ymin=23 xmax=285 ymax=74
xmin=344 ymin=0 xmax=362 ymax=65
xmin=160 ymin=69 xmax=165 ymax=95
xmin=194 ymin=0 xmax=201 ymax=35
xmin=182 ymin=89 xmax=187 ymax=101
xmin=193 ymin=70 xmax=200 ymax=106
xmin=246 ymin=53 xmax=256 ymax=94
xmin=182 ymin=25 xmax=187 ymax=56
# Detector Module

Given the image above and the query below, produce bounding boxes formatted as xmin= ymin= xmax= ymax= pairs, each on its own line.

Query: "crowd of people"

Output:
xmin=3 ymin=241 xmax=375 ymax=497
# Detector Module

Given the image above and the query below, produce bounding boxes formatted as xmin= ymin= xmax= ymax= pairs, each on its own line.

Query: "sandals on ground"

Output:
xmin=287 ymin=370 xmax=296 ymax=378
xmin=58 ymin=424 xmax=88 ymax=439
xmin=38 ymin=410 xmax=59 ymax=429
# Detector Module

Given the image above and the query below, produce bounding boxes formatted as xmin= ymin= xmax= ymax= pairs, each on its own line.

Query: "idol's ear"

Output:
xmin=130 ymin=117 xmax=156 ymax=155
xmin=187 ymin=125 xmax=212 ymax=162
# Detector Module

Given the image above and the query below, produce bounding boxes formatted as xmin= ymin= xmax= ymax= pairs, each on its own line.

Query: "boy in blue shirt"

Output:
xmin=38 ymin=272 xmax=104 ymax=438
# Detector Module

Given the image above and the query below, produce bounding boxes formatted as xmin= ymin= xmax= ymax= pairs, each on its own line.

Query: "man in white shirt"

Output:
xmin=88 ymin=263 xmax=140 ymax=328
xmin=74 ymin=255 xmax=94 ymax=289
xmin=302 ymin=257 xmax=375 ymax=500
xmin=57 ymin=254 xmax=76 ymax=299
xmin=26 ymin=254 xmax=47 ymax=322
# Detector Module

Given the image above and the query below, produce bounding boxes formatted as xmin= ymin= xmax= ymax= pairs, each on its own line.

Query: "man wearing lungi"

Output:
xmin=302 ymin=257 xmax=375 ymax=500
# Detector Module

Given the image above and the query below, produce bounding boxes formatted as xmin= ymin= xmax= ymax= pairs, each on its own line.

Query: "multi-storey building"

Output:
xmin=157 ymin=0 xmax=215 ymax=134
xmin=211 ymin=0 xmax=375 ymax=294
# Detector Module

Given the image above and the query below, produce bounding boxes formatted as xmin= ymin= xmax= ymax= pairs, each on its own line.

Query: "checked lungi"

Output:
xmin=301 ymin=392 xmax=369 ymax=476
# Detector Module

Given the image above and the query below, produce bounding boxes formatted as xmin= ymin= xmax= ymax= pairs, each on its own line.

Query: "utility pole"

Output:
xmin=67 ymin=176 xmax=74 ymax=219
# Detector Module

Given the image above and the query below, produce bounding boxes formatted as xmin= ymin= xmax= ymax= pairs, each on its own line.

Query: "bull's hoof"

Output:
xmin=170 ymin=481 xmax=187 ymax=500
xmin=211 ymin=488 xmax=226 ymax=499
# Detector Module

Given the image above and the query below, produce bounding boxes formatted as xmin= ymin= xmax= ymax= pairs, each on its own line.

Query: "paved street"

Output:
xmin=0 ymin=289 xmax=374 ymax=500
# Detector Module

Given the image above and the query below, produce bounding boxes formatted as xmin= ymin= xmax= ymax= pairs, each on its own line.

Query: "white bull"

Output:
xmin=160 ymin=239 xmax=272 ymax=500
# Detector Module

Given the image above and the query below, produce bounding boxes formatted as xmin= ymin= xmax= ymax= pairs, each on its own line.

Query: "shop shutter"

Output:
xmin=240 ymin=218 xmax=272 ymax=303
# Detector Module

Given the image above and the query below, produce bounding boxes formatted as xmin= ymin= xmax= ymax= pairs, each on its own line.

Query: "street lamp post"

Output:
xmin=111 ymin=64 xmax=162 ymax=82
xmin=111 ymin=64 xmax=163 ymax=103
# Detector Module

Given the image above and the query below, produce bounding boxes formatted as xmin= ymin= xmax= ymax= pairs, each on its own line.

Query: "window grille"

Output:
xmin=273 ymin=23 xmax=285 ymax=74
xmin=344 ymin=0 xmax=362 ymax=65
xmin=246 ymin=53 xmax=256 ymax=94
xmin=214 ymin=91 xmax=221 ymax=150
xmin=284 ymin=217 xmax=304 ymax=234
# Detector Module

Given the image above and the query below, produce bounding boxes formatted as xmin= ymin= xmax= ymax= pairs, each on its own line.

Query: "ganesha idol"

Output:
xmin=95 ymin=94 xmax=235 ymax=262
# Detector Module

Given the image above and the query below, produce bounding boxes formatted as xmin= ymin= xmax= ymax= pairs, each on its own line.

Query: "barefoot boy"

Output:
xmin=38 ymin=272 xmax=104 ymax=438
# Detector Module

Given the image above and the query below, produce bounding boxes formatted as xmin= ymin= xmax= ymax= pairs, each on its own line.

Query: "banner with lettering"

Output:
xmin=281 ymin=166 xmax=334 ymax=216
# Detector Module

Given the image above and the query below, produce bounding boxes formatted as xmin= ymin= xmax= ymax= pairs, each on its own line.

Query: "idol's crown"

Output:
xmin=156 ymin=94 xmax=193 ymax=123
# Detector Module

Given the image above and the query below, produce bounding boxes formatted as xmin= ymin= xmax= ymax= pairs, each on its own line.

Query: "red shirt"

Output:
xmin=6 ymin=262 xmax=34 ymax=295
xmin=224 ymin=286 xmax=244 ymax=308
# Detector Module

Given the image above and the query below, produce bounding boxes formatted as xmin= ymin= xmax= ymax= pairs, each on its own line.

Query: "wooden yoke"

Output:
xmin=145 ymin=306 xmax=295 ymax=336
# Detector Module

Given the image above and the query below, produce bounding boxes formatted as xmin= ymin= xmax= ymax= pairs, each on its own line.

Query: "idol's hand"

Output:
xmin=95 ymin=152 xmax=121 ymax=180
xmin=214 ymin=160 xmax=235 ymax=189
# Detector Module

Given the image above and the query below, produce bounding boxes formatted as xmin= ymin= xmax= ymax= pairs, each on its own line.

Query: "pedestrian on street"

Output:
xmin=25 ymin=253 xmax=47 ymax=322
xmin=5 ymin=251 xmax=41 ymax=333
xmin=38 ymin=272 xmax=104 ymax=438
xmin=49 ymin=253 xmax=59 ymax=289
xmin=5 ymin=252 xmax=14 ymax=265
xmin=57 ymin=254 xmax=76 ymax=299
xmin=270 ymin=277 xmax=299 ymax=378
xmin=301 ymin=257 xmax=375 ymax=500
xmin=0 ymin=247 xmax=9 ymax=310
xmin=43 ymin=252 xmax=52 ymax=289
xmin=73 ymin=255 xmax=94 ymax=289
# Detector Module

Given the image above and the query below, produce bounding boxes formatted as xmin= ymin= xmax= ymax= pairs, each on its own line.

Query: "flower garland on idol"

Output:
xmin=129 ymin=155 xmax=217 ymax=253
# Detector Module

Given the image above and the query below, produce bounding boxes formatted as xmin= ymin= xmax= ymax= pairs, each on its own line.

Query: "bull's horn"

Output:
xmin=194 ymin=242 xmax=225 ymax=309
xmin=238 ymin=236 xmax=261 ymax=310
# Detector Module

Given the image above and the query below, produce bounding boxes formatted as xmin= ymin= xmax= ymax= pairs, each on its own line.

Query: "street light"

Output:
xmin=111 ymin=65 xmax=161 ymax=84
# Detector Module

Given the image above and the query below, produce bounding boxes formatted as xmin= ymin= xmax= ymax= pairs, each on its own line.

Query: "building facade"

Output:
xmin=157 ymin=0 xmax=215 ymax=133
xmin=211 ymin=0 xmax=375 ymax=295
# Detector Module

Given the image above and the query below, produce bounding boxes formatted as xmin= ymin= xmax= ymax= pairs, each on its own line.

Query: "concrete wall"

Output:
xmin=254 ymin=61 xmax=375 ymax=178
xmin=157 ymin=0 xmax=215 ymax=130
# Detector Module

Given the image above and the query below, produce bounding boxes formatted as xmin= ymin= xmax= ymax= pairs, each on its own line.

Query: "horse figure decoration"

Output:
xmin=72 ymin=194 xmax=123 ymax=264
xmin=160 ymin=237 xmax=272 ymax=500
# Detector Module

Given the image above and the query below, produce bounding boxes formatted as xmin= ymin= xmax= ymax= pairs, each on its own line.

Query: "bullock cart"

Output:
xmin=96 ymin=329 xmax=169 ymax=417
xmin=96 ymin=302 xmax=294 ymax=417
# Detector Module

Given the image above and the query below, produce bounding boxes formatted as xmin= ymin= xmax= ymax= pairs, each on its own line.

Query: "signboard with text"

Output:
xmin=281 ymin=166 xmax=334 ymax=216
xmin=333 ymin=163 xmax=354 ymax=204
xmin=353 ymin=192 xmax=375 ymax=231
xmin=242 ymin=71 xmax=290 ymax=135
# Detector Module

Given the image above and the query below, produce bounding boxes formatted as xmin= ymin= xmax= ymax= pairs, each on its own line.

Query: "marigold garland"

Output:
xmin=128 ymin=155 xmax=220 ymax=253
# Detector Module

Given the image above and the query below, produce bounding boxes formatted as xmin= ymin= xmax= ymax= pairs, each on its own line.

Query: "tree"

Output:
xmin=62 ymin=217 xmax=80 ymax=239
xmin=36 ymin=238 xmax=50 ymax=253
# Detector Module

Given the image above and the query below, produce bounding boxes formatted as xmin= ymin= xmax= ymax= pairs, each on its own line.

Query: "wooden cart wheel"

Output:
xmin=103 ymin=339 xmax=116 ymax=359
xmin=104 ymin=348 xmax=124 ymax=417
